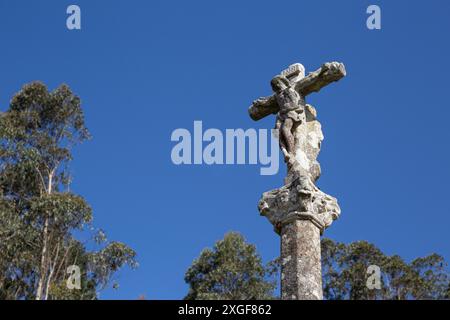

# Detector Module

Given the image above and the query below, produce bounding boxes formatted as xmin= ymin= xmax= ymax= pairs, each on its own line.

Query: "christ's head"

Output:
xmin=271 ymin=76 xmax=290 ymax=93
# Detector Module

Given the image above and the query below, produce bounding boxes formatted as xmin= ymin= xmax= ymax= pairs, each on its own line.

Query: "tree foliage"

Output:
xmin=321 ymin=239 xmax=449 ymax=300
xmin=185 ymin=233 xmax=449 ymax=300
xmin=184 ymin=232 xmax=278 ymax=300
xmin=0 ymin=82 xmax=137 ymax=300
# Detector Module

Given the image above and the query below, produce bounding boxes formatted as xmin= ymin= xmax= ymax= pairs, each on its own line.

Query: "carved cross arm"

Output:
xmin=248 ymin=95 xmax=279 ymax=121
xmin=295 ymin=62 xmax=346 ymax=96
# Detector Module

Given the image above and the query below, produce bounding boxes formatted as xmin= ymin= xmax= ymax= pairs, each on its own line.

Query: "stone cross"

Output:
xmin=248 ymin=61 xmax=346 ymax=300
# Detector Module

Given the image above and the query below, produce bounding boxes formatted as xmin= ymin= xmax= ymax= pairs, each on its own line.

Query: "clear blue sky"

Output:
xmin=1 ymin=0 xmax=449 ymax=299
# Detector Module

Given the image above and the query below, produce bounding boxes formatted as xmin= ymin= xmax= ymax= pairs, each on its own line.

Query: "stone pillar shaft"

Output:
xmin=280 ymin=219 xmax=322 ymax=300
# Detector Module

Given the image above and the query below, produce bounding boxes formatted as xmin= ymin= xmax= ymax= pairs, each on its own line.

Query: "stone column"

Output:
xmin=280 ymin=218 xmax=322 ymax=300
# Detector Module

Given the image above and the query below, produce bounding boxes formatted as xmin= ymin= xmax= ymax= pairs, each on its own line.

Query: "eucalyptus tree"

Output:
xmin=321 ymin=239 xmax=449 ymax=300
xmin=0 ymin=82 xmax=136 ymax=300
xmin=184 ymin=232 xmax=278 ymax=300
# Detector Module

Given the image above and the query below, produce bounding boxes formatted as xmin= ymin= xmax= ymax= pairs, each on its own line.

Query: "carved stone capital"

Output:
xmin=258 ymin=175 xmax=340 ymax=235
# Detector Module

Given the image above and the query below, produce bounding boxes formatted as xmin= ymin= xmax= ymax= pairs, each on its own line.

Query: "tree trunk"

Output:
xmin=35 ymin=171 xmax=54 ymax=300
xmin=35 ymin=217 xmax=49 ymax=300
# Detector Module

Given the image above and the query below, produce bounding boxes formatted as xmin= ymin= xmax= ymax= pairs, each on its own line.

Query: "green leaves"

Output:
xmin=1 ymin=82 xmax=90 ymax=192
xmin=88 ymin=242 xmax=138 ymax=290
xmin=321 ymin=239 xmax=450 ymax=300
xmin=184 ymin=232 xmax=277 ymax=300
xmin=9 ymin=82 xmax=90 ymax=143
xmin=184 ymin=234 xmax=450 ymax=300
xmin=29 ymin=193 xmax=93 ymax=229
xmin=0 ymin=82 xmax=135 ymax=300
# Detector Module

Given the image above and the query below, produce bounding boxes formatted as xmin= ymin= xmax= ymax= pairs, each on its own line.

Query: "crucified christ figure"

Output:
xmin=249 ymin=62 xmax=346 ymax=163
xmin=271 ymin=75 xmax=305 ymax=160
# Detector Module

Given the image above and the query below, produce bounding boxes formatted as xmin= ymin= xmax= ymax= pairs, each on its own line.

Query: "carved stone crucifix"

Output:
xmin=248 ymin=62 xmax=346 ymax=300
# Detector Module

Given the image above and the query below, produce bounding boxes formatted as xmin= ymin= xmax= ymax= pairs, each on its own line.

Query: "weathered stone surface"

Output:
xmin=295 ymin=62 xmax=346 ymax=96
xmin=281 ymin=220 xmax=322 ymax=300
xmin=258 ymin=174 xmax=341 ymax=235
xmin=248 ymin=62 xmax=346 ymax=121
xmin=258 ymin=102 xmax=341 ymax=235
xmin=249 ymin=61 xmax=346 ymax=300
xmin=281 ymin=63 xmax=305 ymax=83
